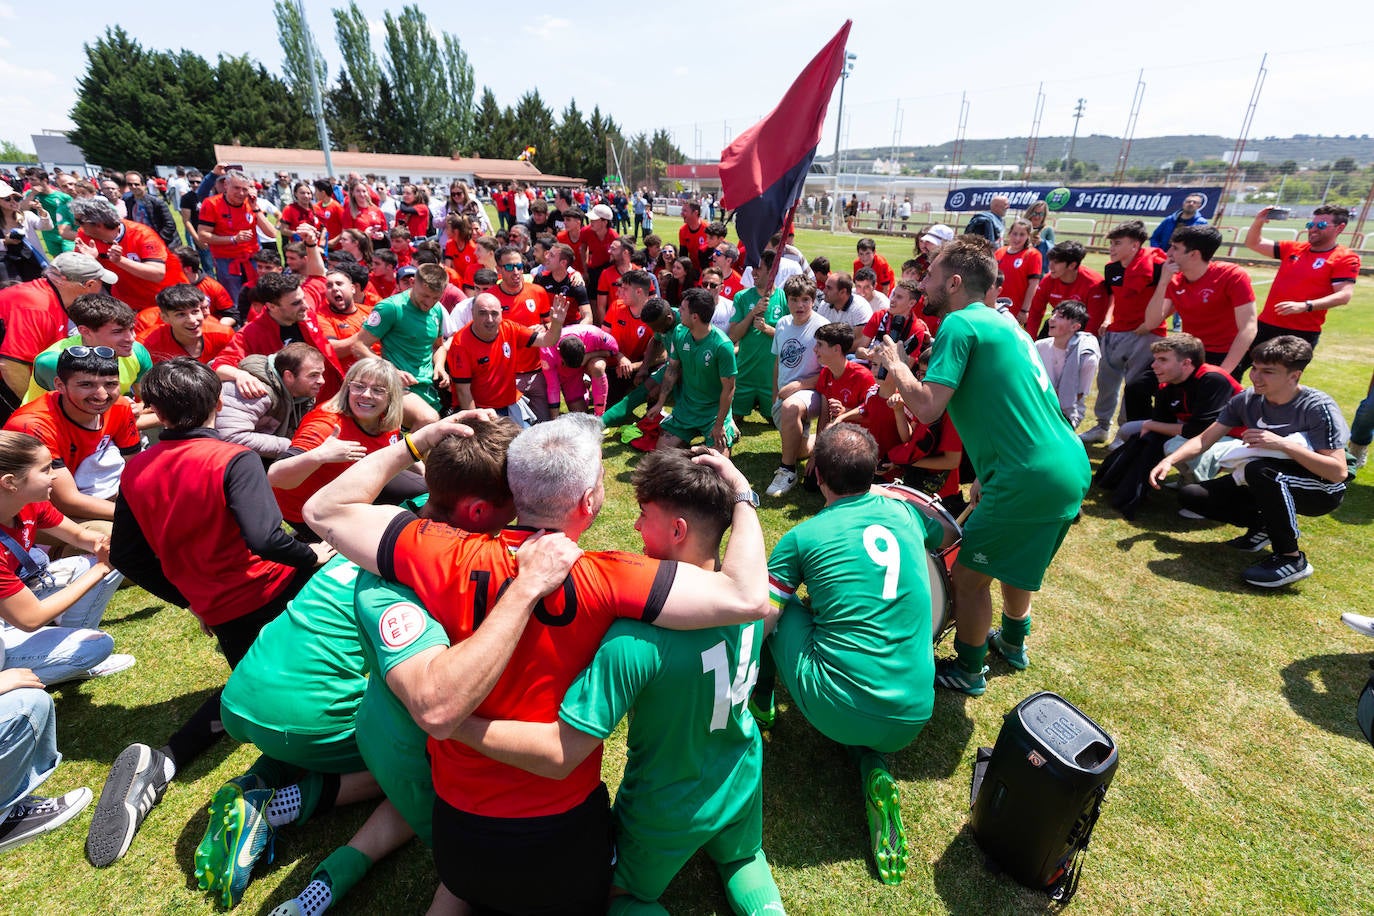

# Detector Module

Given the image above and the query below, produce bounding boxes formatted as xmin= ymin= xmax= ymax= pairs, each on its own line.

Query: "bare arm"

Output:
xmin=1244 ymin=208 xmax=1276 ymax=257
xmin=0 ymin=359 xmax=31 ymax=399
xmin=452 ymin=716 xmax=602 ymax=780
xmin=1139 ymin=273 xmax=1176 ymax=334
xmin=48 ymin=469 xmax=114 ymax=521
xmin=1148 ymin=421 xmax=1230 ymax=488
xmin=1218 ymin=303 xmax=1257 ymax=376
xmin=0 ymin=559 xmax=115 ymax=630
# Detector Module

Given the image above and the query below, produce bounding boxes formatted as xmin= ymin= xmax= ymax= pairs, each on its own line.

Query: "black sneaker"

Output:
xmin=0 ymin=789 xmax=93 ymax=853
xmin=1243 ymin=552 xmax=1313 ymax=588
xmin=86 ymin=743 xmax=170 ymax=867
xmin=1226 ymin=530 xmax=1271 ymax=552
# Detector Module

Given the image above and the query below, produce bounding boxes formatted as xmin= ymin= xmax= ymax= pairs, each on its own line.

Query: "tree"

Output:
xmin=1333 ymin=156 xmax=1357 ymax=173
xmin=472 ymin=88 xmax=515 ymax=160
xmin=438 ymin=34 xmax=476 ymax=156
xmin=1277 ymin=160 xmax=1299 ymax=175
xmin=332 ymin=1 xmax=386 ymax=151
xmin=272 ymin=0 xmax=327 ymax=109
xmin=0 ymin=141 xmax=36 ymax=164
xmin=511 ymin=91 xmax=555 ymax=168
xmin=553 ymin=100 xmax=593 ymax=179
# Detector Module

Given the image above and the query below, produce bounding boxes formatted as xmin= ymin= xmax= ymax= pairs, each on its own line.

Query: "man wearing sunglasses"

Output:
xmin=1242 ymin=204 xmax=1359 ymax=369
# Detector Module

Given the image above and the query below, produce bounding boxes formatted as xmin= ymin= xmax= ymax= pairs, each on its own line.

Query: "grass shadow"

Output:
xmin=1126 ymin=532 xmax=1265 ymax=595
xmin=891 ymin=691 xmax=974 ymax=784
xmin=1280 ymin=651 xmax=1372 ymax=742
xmin=103 ymin=603 xmax=168 ymax=626
xmin=51 ymin=685 xmax=224 ymax=765
xmin=1330 ymin=479 xmax=1374 ymax=525
xmin=931 ymin=824 xmax=1058 ymax=915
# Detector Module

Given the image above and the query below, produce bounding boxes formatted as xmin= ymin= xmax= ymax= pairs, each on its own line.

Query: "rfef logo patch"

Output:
xmin=379 ymin=602 xmax=426 ymax=649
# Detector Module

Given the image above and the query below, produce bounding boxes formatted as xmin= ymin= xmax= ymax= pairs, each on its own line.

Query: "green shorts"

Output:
xmin=957 ymin=510 xmax=1074 ymax=592
xmin=770 ymin=610 xmax=927 ymax=754
xmin=611 ymin=779 xmax=763 ymax=901
xmin=219 ymin=708 xmax=365 ymax=774
xmin=661 ymin=409 xmax=740 ymax=449
xmin=732 ymin=385 xmax=772 ymax=420
xmin=354 ymin=680 xmax=435 ymax=845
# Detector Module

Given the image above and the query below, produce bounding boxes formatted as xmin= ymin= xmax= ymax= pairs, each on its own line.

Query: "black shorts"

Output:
xmin=433 ymin=782 xmax=613 ymax=916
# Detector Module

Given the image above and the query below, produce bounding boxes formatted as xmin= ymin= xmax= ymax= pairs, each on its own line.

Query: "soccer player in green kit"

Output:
xmin=452 ymin=448 xmax=784 ymax=915
xmin=728 ymin=250 xmax=788 ymax=423
xmin=648 ymin=287 xmax=739 ymax=453
xmin=870 ymin=236 xmax=1090 ymax=696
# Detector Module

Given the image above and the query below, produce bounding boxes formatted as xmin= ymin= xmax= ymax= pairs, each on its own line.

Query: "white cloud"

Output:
xmin=522 ymin=15 xmax=570 ymax=42
xmin=672 ymin=66 xmax=688 ymax=77
xmin=0 ymin=2 xmax=14 ymax=19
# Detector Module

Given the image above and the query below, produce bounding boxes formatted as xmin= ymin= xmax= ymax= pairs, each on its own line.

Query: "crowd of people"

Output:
xmin=0 ymin=159 xmax=1367 ymax=913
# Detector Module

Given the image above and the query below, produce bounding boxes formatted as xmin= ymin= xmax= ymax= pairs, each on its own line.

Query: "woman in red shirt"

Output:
xmin=397 ymin=184 xmax=431 ymax=239
xmin=336 ymin=229 xmax=375 ymax=268
xmin=341 ymin=182 xmax=388 ymax=243
xmin=0 ymin=431 xmax=128 ymax=685
xmin=996 ymin=218 xmax=1043 ymax=330
xmin=268 ymin=358 xmax=424 ymax=539
xmin=444 ymin=215 xmax=478 ymax=283
xmin=278 ymin=183 xmax=325 ymax=241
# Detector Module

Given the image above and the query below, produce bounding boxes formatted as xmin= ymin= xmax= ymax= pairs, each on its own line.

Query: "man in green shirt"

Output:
xmin=348 ymin=262 xmax=446 ymax=427
xmin=26 ymin=170 xmax=75 ymax=256
xmin=728 ymin=250 xmax=788 ymax=423
xmin=453 ymin=449 xmax=784 ymax=915
xmin=648 ymin=287 xmax=739 ymax=453
xmin=751 ymin=423 xmax=942 ymax=885
xmin=871 ymin=236 xmax=1090 ymax=697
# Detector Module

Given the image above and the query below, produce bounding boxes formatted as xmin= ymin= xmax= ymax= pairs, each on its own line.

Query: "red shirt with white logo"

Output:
xmin=1260 ymin=241 xmax=1361 ymax=332
xmin=491 ymin=282 xmax=550 ymax=373
xmin=1167 ymin=261 xmax=1255 ymax=354
xmin=448 ymin=319 xmax=541 ymax=409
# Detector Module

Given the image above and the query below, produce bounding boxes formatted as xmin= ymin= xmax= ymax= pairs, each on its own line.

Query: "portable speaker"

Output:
xmin=970 ymin=692 xmax=1118 ymax=902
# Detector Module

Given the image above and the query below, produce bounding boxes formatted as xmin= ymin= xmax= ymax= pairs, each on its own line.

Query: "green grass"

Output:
xmin=3 ymin=211 xmax=1373 ymax=914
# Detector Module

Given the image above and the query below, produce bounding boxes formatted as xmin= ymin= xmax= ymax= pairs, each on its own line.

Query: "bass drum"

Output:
xmin=881 ymin=483 xmax=963 ymax=644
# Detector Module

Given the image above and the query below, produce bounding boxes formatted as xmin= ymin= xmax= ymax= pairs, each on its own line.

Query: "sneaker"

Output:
xmin=1078 ymin=426 xmax=1110 ymax=445
xmin=1349 ymin=443 xmax=1369 ymax=470
xmin=86 ymin=743 xmax=170 ymax=867
xmin=1227 ymin=529 xmax=1271 ymax=552
xmin=864 ymin=768 xmax=908 ymax=886
xmin=0 ymin=789 xmax=92 ymax=853
xmin=1178 ymin=508 xmax=1207 ymax=520
xmin=934 ymin=658 xmax=987 ymax=696
xmin=765 ymin=467 xmax=797 ymax=497
xmin=195 ymin=774 xmax=268 ymax=894
xmin=1342 ymin=613 xmax=1374 ymax=639
xmin=1244 ymin=552 xmax=1313 ymax=588
xmin=747 ymin=693 xmax=776 ymax=730
xmin=211 ymin=786 xmax=276 ymax=908
xmin=988 ymin=628 xmax=1029 ymax=671
xmin=85 ymin=653 xmax=136 ymax=679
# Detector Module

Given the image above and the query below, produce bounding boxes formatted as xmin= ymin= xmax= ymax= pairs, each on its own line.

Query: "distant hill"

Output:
xmin=825 ymin=135 xmax=1374 ymax=170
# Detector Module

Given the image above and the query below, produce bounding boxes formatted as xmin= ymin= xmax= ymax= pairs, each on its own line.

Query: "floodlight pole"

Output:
xmin=830 ymin=52 xmax=856 ymax=233
xmin=296 ymin=0 xmax=334 ymax=178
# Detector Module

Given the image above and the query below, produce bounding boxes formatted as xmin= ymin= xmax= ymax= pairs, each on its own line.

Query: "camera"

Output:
xmin=1267 ymin=207 xmax=1291 ymax=221
xmin=875 ymin=313 xmax=910 ymax=380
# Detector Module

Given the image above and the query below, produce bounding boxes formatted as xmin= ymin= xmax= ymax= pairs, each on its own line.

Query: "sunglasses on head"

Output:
xmin=1306 ymin=221 xmax=1331 ymax=230
xmin=65 ymin=346 xmax=116 ymax=359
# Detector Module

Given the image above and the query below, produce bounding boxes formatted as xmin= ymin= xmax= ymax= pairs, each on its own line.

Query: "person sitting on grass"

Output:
xmin=1149 ymin=335 xmax=1349 ymax=588
xmin=763 ymin=276 xmax=829 ymax=498
xmin=0 ymin=667 xmax=91 ymax=855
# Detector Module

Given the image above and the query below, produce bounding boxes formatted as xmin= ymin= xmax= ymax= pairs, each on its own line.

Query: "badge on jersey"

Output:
xmin=379 ymin=602 xmax=426 ymax=648
xmin=1314 ymin=258 xmax=1326 ymax=269
xmin=365 ymin=310 xmax=383 ymax=327
xmin=502 ymin=342 xmax=511 ymax=358
xmin=1014 ymin=257 xmax=1023 ymax=268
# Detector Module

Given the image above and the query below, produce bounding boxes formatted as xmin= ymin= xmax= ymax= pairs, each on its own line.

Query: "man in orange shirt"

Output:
xmin=491 ymin=246 xmax=556 ymax=421
xmin=679 ymin=201 xmax=709 ymax=271
xmin=316 ymin=263 xmax=374 ymax=369
xmin=198 ymin=170 xmax=277 ymax=304
xmin=594 ymin=237 xmax=634 ymax=326
xmin=71 ymin=197 xmax=186 ymax=314
xmin=448 ymin=292 xmax=567 ymax=424
xmin=142 ymin=285 xmax=236 ymax=366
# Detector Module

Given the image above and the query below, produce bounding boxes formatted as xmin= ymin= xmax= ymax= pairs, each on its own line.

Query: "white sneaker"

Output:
xmin=87 ymin=654 xmax=136 ymax=679
xmin=1078 ymin=427 xmax=1110 ymax=445
xmin=1342 ymin=613 xmax=1374 ymax=639
xmin=765 ymin=467 xmax=798 ymax=497
xmin=1349 ymin=443 xmax=1369 ymax=469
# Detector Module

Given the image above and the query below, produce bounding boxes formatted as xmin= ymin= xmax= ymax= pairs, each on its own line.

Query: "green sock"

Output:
xmin=954 ymin=637 xmax=988 ymax=675
xmin=717 ymin=850 xmax=784 ymax=916
xmin=312 ymin=844 xmax=373 ymax=903
xmin=601 ymin=385 xmax=649 ymax=427
xmin=999 ymin=613 xmax=1031 ymax=648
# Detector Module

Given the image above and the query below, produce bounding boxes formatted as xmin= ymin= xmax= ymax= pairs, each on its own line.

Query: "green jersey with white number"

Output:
xmin=767 ymin=492 xmax=941 ymax=725
xmin=925 ymin=303 xmax=1090 ymax=521
xmin=559 ymin=618 xmax=764 ymax=843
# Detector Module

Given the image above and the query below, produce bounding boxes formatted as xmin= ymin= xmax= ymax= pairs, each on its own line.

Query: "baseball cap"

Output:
xmin=51 ymin=251 xmax=118 ymax=285
xmin=921 ymin=224 xmax=954 ymax=246
xmin=590 ymin=204 xmax=614 ymax=222
xmin=396 ymin=265 xmax=418 ymax=280
xmin=0 ymin=184 xmax=16 ymax=199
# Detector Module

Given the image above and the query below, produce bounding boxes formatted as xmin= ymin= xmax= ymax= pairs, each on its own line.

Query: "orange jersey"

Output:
xmin=315 ymin=306 xmax=375 ymax=367
xmin=4 ymin=392 xmax=139 ymax=484
xmin=80 ymin=221 xmax=187 ymax=313
xmin=198 ymin=194 xmax=260 ymax=260
xmin=273 ymin=409 xmax=399 ymax=524
xmin=448 ymin=319 xmax=541 ymax=408
xmin=141 ymin=320 xmax=235 ymax=365
xmin=380 ymin=519 xmax=676 ymax=817
xmin=853 ymin=253 xmax=896 ymax=295
xmin=601 ymin=302 xmax=652 ymax=362
xmin=491 ymin=282 xmax=549 ymax=373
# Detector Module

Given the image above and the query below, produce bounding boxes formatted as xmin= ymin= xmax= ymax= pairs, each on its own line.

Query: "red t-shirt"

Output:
xmin=1167 ymin=261 xmax=1256 ymax=354
xmin=399 ymin=205 xmax=430 ymax=240
xmin=1105 ymin=246 xmax=1167 ymax=335
xmin=445 ymin=240 xmax=479 ymax=285
xmin=995 ymin=246 xmax=1043 ymax=325
xmin=818 ymin=361 xmax=876 ymax=413
xmin=279 ymin=202 xmax=325 ymax=234
xmin=80 ymin=221 xmax=187 ymax=313
xmin=448 ymin=319 xmax=542 ymax=409
xmin=342 ymin=205 xmax=388 ymax=241
xmin=0 ymin=501 xmax=64 ymax=599
xmin=492 ymin=282 xmax=550 ymax=374
xmin=1028 ymin=266 xmax=1107 ymax=336
xmin=556 ymin=230 xmax=586 ymax=272
xmin=858 ymin=384 xmax=902 ymax=463
xmin=317 ymin=199 xmax=345 ymax=240
xmin=272 ymin=408 xmax=399 ymax=524
xmin=888 ymin=415 xmax=963 ymax=498
xmin=602 ymin=302 xmax=652 ymax=362
xmin=0 ymin=279 xmax=72 ymax=364
xmin=198 ymin=194 xmax=260 ymax=260
xmin=141 ymin=320 xmax=235 ymax=365
xmin=579 ymin=227 xmax=617 ymax=270
xmin=719 ymin=270 xmax=746 ymax=301
xmin=370 ymin=273 xmax=397 ymax=301
xmin=853 ymin=254 xmax=896 ymax=295
xmin=860 ymin=309 xmax=931 ymax=357
xmin=4 ymin=392 xmax=139 ymax=493
xmin=198 ymin=276 xmax=236 ymax=320
xmin=679 ymin=222 xmax=710 ymax=270
xmin=1261 ymin=241 xmax=1361 ymax=333
xmin=382 ymin=521 xmax=674 ymax=817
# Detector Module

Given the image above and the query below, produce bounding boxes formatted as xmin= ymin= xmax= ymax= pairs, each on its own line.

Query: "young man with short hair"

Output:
xmin=140 ymin=285 xmax=235 ymax=366
xmin=727 ymin=252 xmax=788 ymax=424
xmin=814 ymin=322 xmax=875 ymax=438
xmin=854 ymin=238 xmax=895 ymax=295
xmin=24 ymin=294 xmax=152 ymax=403
xmin=1027 ymin=240 xmax=1108 ymax=337
xmin=215 ymin=343 xmax=329 ymax=460
xmin=764 ymin=276 xmax=830 ymax=497
xmin=1033 ymin=300 xmax=1100 ymax=429
xmin=1145 ymin=225 xmax=1256 ymax=380
xmin=648 ymin=288 xmax=739 ymax=453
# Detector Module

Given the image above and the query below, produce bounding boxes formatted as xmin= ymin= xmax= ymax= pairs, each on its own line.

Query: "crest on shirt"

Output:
xmin=703 ymin=349 xmax=712 ymax=364
xmin=636 ymin=327 xmax=645 ymax=338
xmin=502 ymin=342 xmax=511 ymax=358
xmin=1014 ymin=257 xmax=1023 ymax=268
xmin=125 ymin=253 xmax=142 ymax=263
xmin=379 ymin=602 xmax=426 ymax=648
xmin=365 ymin=310 xmax=382 ymax=327
xmin=1313 ymin=258 xmax=1326 ymax=269
xmin=525 ymin=299 xmax=537 ymax=312
xmin=1200 ymin=289 xmax=1212 ymax=303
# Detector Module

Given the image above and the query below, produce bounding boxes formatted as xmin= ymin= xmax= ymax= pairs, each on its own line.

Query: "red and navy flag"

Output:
xmin=719 ymin=20 xmax=852 ymax=269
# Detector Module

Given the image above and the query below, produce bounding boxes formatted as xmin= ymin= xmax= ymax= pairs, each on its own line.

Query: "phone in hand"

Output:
xmin=1267 ymin=207 xmax=1291 ymax=221
xmin=223 ymin=164 xmax=243 ymax=173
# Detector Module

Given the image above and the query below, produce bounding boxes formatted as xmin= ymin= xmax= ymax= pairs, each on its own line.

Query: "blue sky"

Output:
xmin=4 ymin=2 xmax=1373 ymax=160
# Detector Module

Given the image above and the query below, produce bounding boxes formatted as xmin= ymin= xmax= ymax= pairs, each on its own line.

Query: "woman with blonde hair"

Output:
xmin=1025 ymin=200 xmax=1055 ymax=265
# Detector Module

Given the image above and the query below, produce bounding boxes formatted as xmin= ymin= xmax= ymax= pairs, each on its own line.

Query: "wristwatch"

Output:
xmin=734 ymin=489 xmax=760 ymax=509
xmin=1305 ymin=300 xmax=1314 ymax=312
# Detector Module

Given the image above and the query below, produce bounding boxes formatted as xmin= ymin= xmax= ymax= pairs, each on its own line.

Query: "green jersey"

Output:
xmin=363 ymin=292 xmax=444 ymax=407
xmin=220 ymin=555 xmax=368 ymax=735
xmin=560 ymin=618 xmax=764 ymax=843
xmin=924 ymin=303 xmax=1090 ymax=521
xmin=767 ymin=491 xmax=941 ymax=725
xmin=26 ymin=336 xmax=152 ymax=403
xmin=667 ymin=324 xmax=736 ymax=417
xmin=33 ymin=190 xmax=74 ymax=255
xmin=729 ymin=288 xmax=787 ymax=389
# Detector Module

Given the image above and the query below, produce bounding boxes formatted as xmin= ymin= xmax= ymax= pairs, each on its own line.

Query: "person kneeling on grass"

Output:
xmin=1148 ymin=335 xmax=1348 ymax=588
xmin=455 ymin=449 xmax=784 ymax=914
xmin=749 ymin=424 xmax=943 ymax=885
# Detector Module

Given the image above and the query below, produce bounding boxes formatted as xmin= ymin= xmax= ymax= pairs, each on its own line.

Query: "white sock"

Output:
xmin=265 ymin=784 xmax=302 ymax=827
xmin=293 ymin=878 xmax=333 ymax=916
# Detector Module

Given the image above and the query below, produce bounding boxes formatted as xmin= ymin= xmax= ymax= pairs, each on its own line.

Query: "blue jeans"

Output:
xmin=0 ymin=555 xmax=122 ymax=685
xmin=214 ymin=257 xmax=248 ymax=305
xmin=0 ymin=687 xmax=59 ymax=818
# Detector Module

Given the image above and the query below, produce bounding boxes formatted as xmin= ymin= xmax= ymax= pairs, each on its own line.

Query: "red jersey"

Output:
xmin=1261 ymin=241 xmax=1361 ymax=333
xmin=198 ymin=275 xmax=235 ymax=320
xmin=399 ymin=205 xmax=430 ymax=240
xmin=445 ymin=239 xmax=479 ymax=285
xmin=679 ymin=222 xmax=710 ymax=270
xmin=1167 ymin=262 xmax=1255 ymax=354
xmin=860 ymin=309 xmax=931 ymax=357
xmin=370 ymin=272 xmax=397 ymax=300
xmin=995 ymin=246 xmax=1043 ymax=324
xmin=198 ymin=194 xmax=261 ymax=260
xmin=818 ymin=361 xmax=876 ymax=413
xmin=1105 ymin=246 xmax=1167 ymax=335
xmin=316 ymin=306 xmax=373 ymax=367
xmin=273 ymin=408 xmax=399 ymax=524
xmin=579 ymin=228 xmax=617 ymax=270
xmin=719 ymin=270 xmax=745 ymax=301
xmin=0 ymin=501 xmax=63 ymax=599
xmin=889 ymin=415 xmax=963 ymax=499
xmin=602 ymin=302 xmax=652 ymax=362
xmin=381 ymin=519 xmax=675 ymax=817
xmin=596 ymin=265 xmax=624 ymax=312
xmin=448 ymin=319 xmax=542 ymax=408
xmin=141 ymin=320 xmax=235 ymax=365
xmin=853 ymin=253 xmax=896 ymax=295
xmin=5 ymin=392 xmax=139 ymax=496
xmin=279 ymin=202 xmax=325 ymax=235
xmin=0 ymin=279 xmax=72 ymax=364
xmin=556 ymin=229 xmax=586 ymax=272
xmin=342 ymin=205 xmax=388 ymax=240
xmin=317 ymin=199 xmax=345 ymax=240
xmin=857 ymin=384 xmax=902 ymax=463
xmin=80 ymin=221 xmax=187 ymax=313
xmin=491 ymin=282 xmax=550 ymax=374
xmin=1028 ymin=266 xmax=1107 ymax=336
